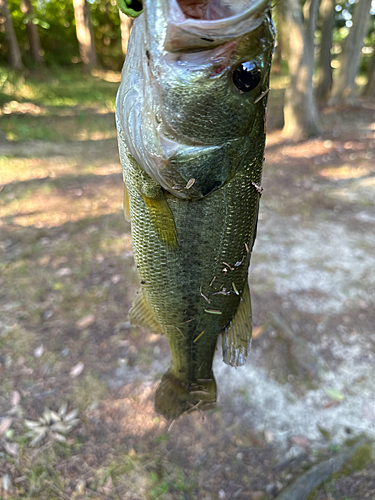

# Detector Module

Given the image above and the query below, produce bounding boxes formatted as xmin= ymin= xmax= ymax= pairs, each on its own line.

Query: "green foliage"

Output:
xmin=1 ymin=0 xmax=374 ymax=75
xmin=150 ymin=481 xmax=169 ymax=497
xmin=1 ymin=0 xmax=124 ymax=70
xmin=36 ymin=0 xmax=78 ymax=67
xmin=347 ymin=443 xmax=373 ymax=472
xmin=90 ymin=0 xmax=124 ymax=70
xmin=1 ymin=0 xmax=78 ymax=67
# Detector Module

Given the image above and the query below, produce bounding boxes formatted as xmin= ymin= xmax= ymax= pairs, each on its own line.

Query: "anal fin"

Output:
xmin=129 ymin=289 xmax=164 ymax=334
xmin=222 ymin=282 xmax=252 ymax=367
xmin=142 ymin=191 xmax=177 ymax=250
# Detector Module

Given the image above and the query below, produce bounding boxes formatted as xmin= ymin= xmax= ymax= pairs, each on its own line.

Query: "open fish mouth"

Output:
xmin=177 ymin=0 xmax=212 ymax=19
xmin=164 ymin=0 xmax=270 ymax=51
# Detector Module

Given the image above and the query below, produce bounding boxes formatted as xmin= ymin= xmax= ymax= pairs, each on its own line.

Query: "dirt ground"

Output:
xmin=0 ymin=83 xmax=375 ymax=499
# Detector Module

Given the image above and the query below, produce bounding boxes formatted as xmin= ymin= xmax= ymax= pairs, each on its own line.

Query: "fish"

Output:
xmin=115 ymin=0 xmax=274 ymax=419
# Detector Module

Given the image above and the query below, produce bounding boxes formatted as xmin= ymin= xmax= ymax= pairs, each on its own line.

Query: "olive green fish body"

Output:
xmin=116 ymin=0 xmax=274 ymax=419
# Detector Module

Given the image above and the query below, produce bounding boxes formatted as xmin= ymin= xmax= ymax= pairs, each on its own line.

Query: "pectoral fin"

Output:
xmin=129 ymin=289 xmax=163 ymax=334
xmin=142 ymin=191 xmax=177 ymax=250
xmin=222 ymin=282 xmax=252 ymax=367
xmin=123 ymin=183 xmax=131 ymax=222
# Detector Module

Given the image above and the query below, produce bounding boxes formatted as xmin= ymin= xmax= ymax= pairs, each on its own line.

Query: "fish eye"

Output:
xmin=233 ymin=61 xmax=261 ymax=93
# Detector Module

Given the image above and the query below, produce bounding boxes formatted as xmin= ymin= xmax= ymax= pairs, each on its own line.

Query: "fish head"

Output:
xmin=116 ymin=0 xmax=275 ymax=198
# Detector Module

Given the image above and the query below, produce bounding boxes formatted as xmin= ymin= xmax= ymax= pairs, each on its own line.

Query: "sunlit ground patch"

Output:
xmin=91 ymin=69 xmax=122 ymax=83
xmin=0 ymin=101 xmax=47 ymax=116
xmin=319 ymin=164 xmax=374 ymax=180
xmin=0 ymin=154 xmax=123 ymax=228
xmin=101 ymin=384 xmax=167 ymax=436
xmin=0 ymin=156 xmax=95 ymax=184
xmin=280 ymin=139 xmax=329 ymax=158
xmin=0 ymin=183 xmax=123 ymax=228
xmin=2 ymin=112 xmax=117 ymax=142
xmin=76 ymin=129 xmax=116 ymax=141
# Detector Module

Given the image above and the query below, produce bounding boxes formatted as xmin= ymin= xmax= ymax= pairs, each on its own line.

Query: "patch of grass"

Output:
xmin=1 ymin=325 xmax=36 ymax=358
xmin=104 ymin=451 xmax=195 ymax=499
xmin=339 ymin=443 xmax=373 ymax=476
xmin=136 ymin=344 xmax=155 ymax=368
xmin=72 ymin=374 xmax=106 ymax=410
xmin=1 ymin=67 xmax=118 ymax=108
xmin=0 ymin=67 xmax=118 ymax=142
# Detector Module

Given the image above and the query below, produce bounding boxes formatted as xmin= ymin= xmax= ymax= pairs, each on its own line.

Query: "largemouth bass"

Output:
xmin=116 ymin=0 xmax=274 ymax=419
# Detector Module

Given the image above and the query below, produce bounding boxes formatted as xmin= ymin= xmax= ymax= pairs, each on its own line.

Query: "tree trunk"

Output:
xmin=20 ymin=0 xmax=44 ymax=65
xmin=304 ymin=0 xmax=320 ymax=49
xmin=272 ymin=42 xmax=282 ymax=75
xmin=315 ymin=0 xmax=335 ymax=101
xmin=362 ymin=47 xmax=375 ymax=97
xmin=73 ymin=0 xmax=98 ymax=67
xmin=272 ymin=7 xmax=282 ymax=75
xmin=0 ymin=0 xmax=23 ymax=70
xmin=329 ymin=0 xmax=372 ymax=105
xmin=119 ymin=10 xmax=133 ymax=56
xmin=277 ymin=0 xmax=321 ymax=140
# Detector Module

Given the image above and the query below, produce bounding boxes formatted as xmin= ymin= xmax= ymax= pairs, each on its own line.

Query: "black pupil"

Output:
xmin=233 ymin=62 xmax=261 ymax=92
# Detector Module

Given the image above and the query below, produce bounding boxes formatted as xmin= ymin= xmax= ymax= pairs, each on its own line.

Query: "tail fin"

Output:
xmin=155 ymin=370 xmax=216 ymax=420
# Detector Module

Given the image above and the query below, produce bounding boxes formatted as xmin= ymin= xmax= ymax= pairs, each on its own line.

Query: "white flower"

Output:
xmin=24 ymin=404 xmax=80 ymax=447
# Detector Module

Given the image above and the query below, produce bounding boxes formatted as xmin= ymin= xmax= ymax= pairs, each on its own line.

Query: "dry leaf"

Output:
xmin=264 ymin=430 xmax=274 ymax=443
xmin=75 ymin=479 xmax=86 ymax=495
xmin=11 ymin=391 xmax=21 ymax=406
xmin=325 ymin=387 xmax=345 ymax=402
xmin=5 ymin=442 xmax=19 ymax=456
xmin=38 ymin=255 xmax=51 ymax=266
xmin=290 ymin=435 xmax=309 ymax=448
xmin=252 ymin=325 xmax=264 ymax=339
xmin=56 ymin=267 xmax=72 ymax=277
xmin=34 ymin=345 xmax=44 ymax=358
xmin=99 ymin=476 xmax=114 ymax=495
xmin=76 ymin=315 xmax=95 ymax=329
xmin=70 ymin=362 xmax=84 ymax=378
xmin=0 ymin=417 xmax=12 ymax=436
